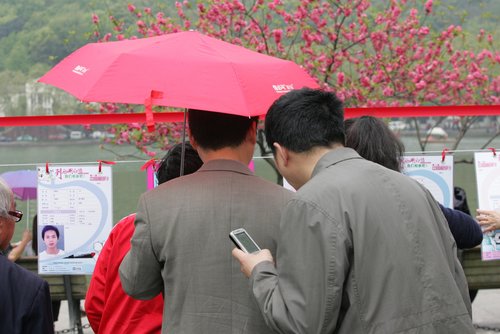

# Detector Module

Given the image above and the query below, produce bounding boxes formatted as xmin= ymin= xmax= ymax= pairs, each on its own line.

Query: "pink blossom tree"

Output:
xmin=90 ymin=0 xmax=499 ymax=164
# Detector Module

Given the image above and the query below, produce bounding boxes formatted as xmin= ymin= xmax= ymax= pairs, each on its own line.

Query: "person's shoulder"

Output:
xmin=112 ymin=213 xmax=136 ymax=232
xmin=0 ymin=256 xmax=46 ymax=286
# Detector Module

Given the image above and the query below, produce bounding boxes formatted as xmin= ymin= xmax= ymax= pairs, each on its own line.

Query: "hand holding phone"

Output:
xmin=229 ymin=228 xmax=261 ymax=254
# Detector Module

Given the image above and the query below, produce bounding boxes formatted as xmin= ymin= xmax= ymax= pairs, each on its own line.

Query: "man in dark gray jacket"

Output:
xmin=0 ymin=178 xmax=54 ymax=334
xmin=233 ymin=88 xmax=474 ymax=333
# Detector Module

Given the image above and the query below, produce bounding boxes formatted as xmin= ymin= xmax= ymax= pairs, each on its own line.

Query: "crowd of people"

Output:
xmin=1 ymin=87 xmax=496 ymax=334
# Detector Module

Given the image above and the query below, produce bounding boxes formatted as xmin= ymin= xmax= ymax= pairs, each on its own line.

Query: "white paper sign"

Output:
xmin=37 ymin=165 xmax=113 ymax=274
xmin=474 ymin=152 xmax=500 ymax=261
xmin=401 ymin=155 xmax=454 ymax=208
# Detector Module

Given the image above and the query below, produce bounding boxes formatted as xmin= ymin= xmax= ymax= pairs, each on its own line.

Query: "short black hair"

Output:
xmin=42 ymin=225 xmax=59 ymax=240
xmin=264 ymin=88 xmax=344 ymax=153
xmin=345 ymin=116 xmax=405 ymax=172
xmin=188 ymin=109 xmax=258 ymax=150
xmin=156 ymin=142 xmax=203 ymax=184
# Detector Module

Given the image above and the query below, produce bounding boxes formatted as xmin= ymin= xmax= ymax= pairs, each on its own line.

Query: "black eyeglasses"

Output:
xmin=8 ymin=210 xmax=23 ymax=223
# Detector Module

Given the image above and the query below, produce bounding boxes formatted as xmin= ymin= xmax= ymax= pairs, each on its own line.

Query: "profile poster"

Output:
xmin=401 ymin=155 xmax=454 ymax=208
xmin=474 ymin=152 xmax=500 ymax=261
xmin=36 ymin=165 xmax=113 ymax=274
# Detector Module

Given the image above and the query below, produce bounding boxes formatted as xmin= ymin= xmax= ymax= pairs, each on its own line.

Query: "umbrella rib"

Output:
xmin=196 ymin=34 xmax=253 ymax=117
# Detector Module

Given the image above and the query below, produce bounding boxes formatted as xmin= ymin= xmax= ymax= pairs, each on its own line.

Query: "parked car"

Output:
xmin=48 ymin=133 xmax=68 ymax=140
xmin=91 ymin=131 xmax=104 ymax=139
xmin=388 ymin=121 xmax=407 ymax=131
xmin=70 ymin=131 xmax=83 ymax=140
xmin=16 ymin=135 xmax=37 ymax=141
xmin=0 ymin=135 xmax=13 ymax=142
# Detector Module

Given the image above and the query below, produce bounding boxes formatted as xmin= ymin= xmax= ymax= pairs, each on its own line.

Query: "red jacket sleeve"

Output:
xmin=85 ymin=217 xmax=123 ymax=333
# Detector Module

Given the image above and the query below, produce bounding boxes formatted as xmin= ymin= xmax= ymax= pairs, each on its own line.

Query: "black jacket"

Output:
xmin=0 ymin=255 xmax=54 ymax=334
xmin=439 ymin=204 xmax=483 ymax=249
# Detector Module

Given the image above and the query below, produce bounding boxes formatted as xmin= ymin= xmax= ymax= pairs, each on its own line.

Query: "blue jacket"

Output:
xmin=439 ymin=204 xmax=483 ymax=249
xmin=0 ymin=255 xmax=54 ymax=334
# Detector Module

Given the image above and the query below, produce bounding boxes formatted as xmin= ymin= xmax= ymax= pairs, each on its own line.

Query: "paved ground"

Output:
xmin=54 ymin=289 xmax=500 ymax=333
xmin=472 ymin=289 xmax=500 ymax=333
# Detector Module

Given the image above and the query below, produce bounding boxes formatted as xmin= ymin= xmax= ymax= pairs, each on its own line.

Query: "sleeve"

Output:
xmin=439 ymin=204 xmax=483 ymax=249
xmin=249 ymin=199 xmax=350 ymax=334
xmin=119 ymin=194 xmax=163 ymax=299
xmin=85 ymin=222 xmax=117 ymax=333
xmin=26 ymin=280 xmax=54 ymax=334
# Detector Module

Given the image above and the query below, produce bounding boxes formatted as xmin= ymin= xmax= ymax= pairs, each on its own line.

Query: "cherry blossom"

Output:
xmin=88 ymin=0 xmax=499 ymax=154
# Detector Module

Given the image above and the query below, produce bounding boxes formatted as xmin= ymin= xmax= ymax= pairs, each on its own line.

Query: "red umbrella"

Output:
xmin=38 ymin=30 xmax=318 ymax=117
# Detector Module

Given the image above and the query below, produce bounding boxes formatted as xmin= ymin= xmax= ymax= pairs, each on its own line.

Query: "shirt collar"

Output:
xmin=198 ymin=159 xmax=254 ymax=176
xmin=312 ymin=147 xmax=363 ymax=178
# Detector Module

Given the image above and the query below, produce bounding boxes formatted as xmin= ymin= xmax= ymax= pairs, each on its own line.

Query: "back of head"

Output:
xmin=188 ymin=109 xmax=258 ymax=151
xmin=156 ymin=142 xmax=203 ymax=184
xmin=264 ymin=88 xmax=345 ymax=153
xmin=0 ymin=178 xmax=12 ymax=219
xmin=345 ymin=116 xmax=405 ymax=172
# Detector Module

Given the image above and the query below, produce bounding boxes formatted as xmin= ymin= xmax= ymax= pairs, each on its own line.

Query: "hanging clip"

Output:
xmin=488 ymin=147 xmax=497 ymax=156
xmin=45 ymin=162 xmax=50 ymax=174
xmin=141 ymin=158 xmax=157 ymax=171
xmin=145 ymin=90 xmax=164 ymax=133
xmin=441 ymin=148 xmax=449 ymax=162
xmin=97 ymin=160 xmax=116 ymax=173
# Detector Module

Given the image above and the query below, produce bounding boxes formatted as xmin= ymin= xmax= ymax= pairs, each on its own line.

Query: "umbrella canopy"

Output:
xmin=38 ymin=30 xmax=318 ymax=117
xmin=0 ymin=170 xmax=37 ymax=200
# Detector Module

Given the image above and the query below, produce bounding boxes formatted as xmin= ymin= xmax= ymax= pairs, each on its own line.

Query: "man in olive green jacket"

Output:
xmin=233 ymin=88 xmax=474 ymax=334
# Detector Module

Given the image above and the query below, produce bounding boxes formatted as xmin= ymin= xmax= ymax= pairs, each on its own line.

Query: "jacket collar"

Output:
xmin=198 ymin=159 xmax=254 ymax=176
xmin=312 ymin=147 xmax=363 ymax=178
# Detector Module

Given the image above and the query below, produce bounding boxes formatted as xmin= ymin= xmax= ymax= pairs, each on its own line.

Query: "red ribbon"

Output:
xmin=97 ymin=160 xmax=116 ymax=173
xmin=488 ymin=147 xmax=497 ymax=156
xmin=144 ymin=90 xmax=164 ymax=132
xmin=140 ymin=158 xmax=157 ymax=171
xmin=441 ymin=148 xmax=449 ymax=162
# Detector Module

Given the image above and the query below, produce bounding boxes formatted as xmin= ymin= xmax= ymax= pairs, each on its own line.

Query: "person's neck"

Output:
xmin=198 ymin=146 xmax=252 ymax=165
xmin=292 ymin=144 xmax=343 ymax=189
xmin=46 ymin=248 xmax=58 ymax=255
xmin=0 ymin=239 xmax=8 ymax=255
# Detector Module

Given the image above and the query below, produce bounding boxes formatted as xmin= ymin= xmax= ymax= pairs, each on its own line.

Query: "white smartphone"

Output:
xmin=229 ymin=228 xmax=261 ymax=254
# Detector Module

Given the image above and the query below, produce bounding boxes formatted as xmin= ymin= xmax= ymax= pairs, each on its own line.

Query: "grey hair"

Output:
xmin=0 ymin=178 xmax=13 ymax=218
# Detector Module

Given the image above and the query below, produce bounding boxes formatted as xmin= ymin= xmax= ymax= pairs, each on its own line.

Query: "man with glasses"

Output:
xmin=0 ymin=178 xmax=54 ymax=334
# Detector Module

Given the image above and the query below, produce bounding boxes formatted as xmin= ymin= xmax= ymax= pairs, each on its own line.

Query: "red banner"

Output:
xmin=1 ymin=105 xmax=499 ymax=127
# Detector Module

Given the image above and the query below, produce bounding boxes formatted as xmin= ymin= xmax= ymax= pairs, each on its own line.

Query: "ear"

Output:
xmin=188 ymin=131 xmax=198 ymax=151
xmin=246 ymin=121 xmax=257 ymax=144
xmin=273 ymin=142 xmax=289 ymax=167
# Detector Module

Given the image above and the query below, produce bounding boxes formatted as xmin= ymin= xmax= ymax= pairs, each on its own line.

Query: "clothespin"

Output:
xmin=441 ymin=148 xmax=449 ymax=162
xmin=141 ymin=158 xmax=157 ymax=171
xmin=45 ymin=162 xmax=50 ymax=174
xmin=488 ymin=147 xmax=497 ymax=156
xmin=97 ymin=160 xmax=116 ymax=173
